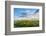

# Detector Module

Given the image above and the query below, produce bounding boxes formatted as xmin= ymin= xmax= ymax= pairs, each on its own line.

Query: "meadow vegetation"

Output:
xmin=14 ymin=20 xmax=39 ymax=28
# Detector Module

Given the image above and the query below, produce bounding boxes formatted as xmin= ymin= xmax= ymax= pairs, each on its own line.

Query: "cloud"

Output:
xmin=14 ymin=12 xmax=39 ymax=20
xmin=25 ymin=9 xmax=38 ymax=15
xmin=14 ymin=8 xmax=39 ymax=20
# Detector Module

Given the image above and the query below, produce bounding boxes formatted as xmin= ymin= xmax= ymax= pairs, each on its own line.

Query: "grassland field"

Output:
xmin=14 ymin=20 xmax=39 ymax=28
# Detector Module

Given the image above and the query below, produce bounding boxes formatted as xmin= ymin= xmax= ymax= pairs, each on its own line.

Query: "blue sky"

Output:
xmin=14 ymin=8 xmax=39 ymax=18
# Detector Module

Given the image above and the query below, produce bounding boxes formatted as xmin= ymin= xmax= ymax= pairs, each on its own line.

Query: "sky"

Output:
xmin=14 ymin=8 xmax=39 ymax=18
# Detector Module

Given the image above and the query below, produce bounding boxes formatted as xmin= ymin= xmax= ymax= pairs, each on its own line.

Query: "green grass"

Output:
xmin=14 ymin=20 xmax=39 ymax=28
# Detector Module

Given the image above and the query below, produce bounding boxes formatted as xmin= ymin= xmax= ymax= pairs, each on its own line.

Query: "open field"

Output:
xmin=14 ymin=20 xmax=39 ymax=28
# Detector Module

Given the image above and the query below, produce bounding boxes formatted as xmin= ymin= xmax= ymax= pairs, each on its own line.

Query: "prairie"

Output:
xmin=14 ymin=19 xmax=39 ymax=28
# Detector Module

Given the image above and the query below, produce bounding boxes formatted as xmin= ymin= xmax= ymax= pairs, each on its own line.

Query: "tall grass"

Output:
xmin=14 ymin=20 xmax=39 ymax=28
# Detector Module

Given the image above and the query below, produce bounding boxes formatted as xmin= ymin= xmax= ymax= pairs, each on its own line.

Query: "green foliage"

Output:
xmin=14 ymin=20 xmax=39 ymax=28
